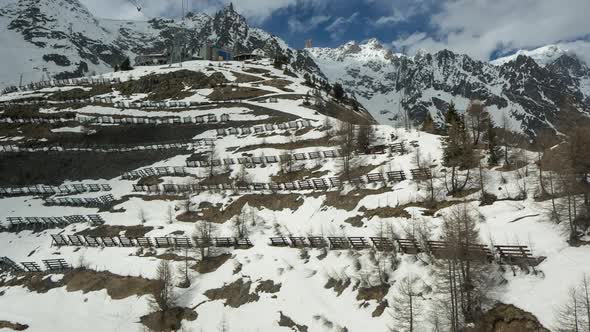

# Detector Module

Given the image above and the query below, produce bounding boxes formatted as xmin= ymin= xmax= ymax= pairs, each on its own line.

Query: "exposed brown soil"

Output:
xmin=255 ymin=280 xmax=281 ymax=294
xmin=467 ymin=303 xmax=549 ymax=332
xmin=294 ymin=127 xmax=313 ymax=136
xmin=208 ymin=86 xmax=271 ymax=101
xmin=322 ymin=188 xmax=390 ymax=211
xmin=176 ymin=211 xmax=201 ymax=223
xmin=0 ymin=321 xmax=28 ymax=331
xmin=236 ymin=136 xmax=337 ymax=153
xmin=64 ymin=269 xmax=161 ymax=300
xmin=231 ymin=71 xmax=263 ymax=83
xmin=405 ymin=199 xmax=476 ymax=216
xmin=156 ymin=253 xmax=197 ymax=262
xmin=372 ymin=300 xmax=389 ymax=317
xmin=0 ymin=123 xmax=60 ymax=140
xmin=37 ymin=124 xmax=205 ymax=147
xmin=270 ymin=166 xmax=329 ymax=183
xmin=356 ymin=284 xmax=390 ymax=302
xmin=262 ymin=79 xmax=293 ymax=90
xmin=324 ymin=277 xmax=351 ymax=296
xmin=307 ymin=99 xmax=375 ymax=125
xmin=339 ymin=164 xmax=382 ymax=179
xmin=135 ymin=194 xmax=184 ymax=202
xmin=344 ymin=215 xmax=364 ymax=227
xmin=0 ymin=272 xmax=61 ymax=293
xmin=451 ymin=188 xmax=480 ymax=198
xmin=237 ymin=193 xmax=304 ymax=211
xmin=195 ymin=194 xmax=304 ymax=224
xmin=115 ymin=70 xmax=227 ymax=100
xmin=76 ymin=225 xmax=154 ymax=238
xmin=108 ymin=194 xmax=182 ymax=208
xmin=48 ymin=85 xmax=113 ymax=101
xmin=358 ymin=206 xmax=412 ymax=219
xmin=192 ymin=254 xmax=232 ymax=274
xmin=251 ymin=93 xmax=306 ymax=101
xmin=1 ymin=104 xmax=68 ymax=118
xmin=278 ymin=312 xmax=308 ymax=332
xmin=200 ymin=172 xmax=233 ymax=185
xmin=204 ymin=278 xmax=260 ymax=308
xmin=0 ymin=149 xmax=180 ymax=186
xmin=137 ymin=175 xmax=164 ymax=186
xmin=2 ymin=123 xmax=208 ymax=153
xmin=243 ymin=68 xmax=270 ymax=75
xmin=0 ymin=269 xmax=161 ymax=300
xmin=140 ymin=307 xmax=198 ymax=332
xmin=189 ymin=102 xmax=299 ymax=122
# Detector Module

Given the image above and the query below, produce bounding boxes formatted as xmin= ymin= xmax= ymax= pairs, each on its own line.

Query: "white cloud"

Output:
xmin=556 ymin=40 xmax=590 ymax=65
xmin=392 ymin=0 xmax=590 ymax=61
xmin=366 ymin=0 xmax=436 ymax=24
xmin=374 ymin=14 xmax=404 ymax=26
xmin=325 ymin=12 xmax=360 ymax=40
xmin=288 ymin=15 xmax=331 ymax=34
xmin=76 ymin=0 xmax=590 ymax=63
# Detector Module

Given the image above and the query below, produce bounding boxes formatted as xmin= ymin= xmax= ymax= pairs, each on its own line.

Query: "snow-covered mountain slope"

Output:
xmin=0 ymin=59 xmax=587 ymax=332
xmin=0 ymin=0 xmax=323 ymax=88
xmin=0 ymin=0 xmax=125 ymax=87
xmin=308 ymin=40 xmax=590 ymax=137
xmin=4 ymin=0 xmax=587 ymax=138
xmin=491 ymin=45 xmax=570 ymax=67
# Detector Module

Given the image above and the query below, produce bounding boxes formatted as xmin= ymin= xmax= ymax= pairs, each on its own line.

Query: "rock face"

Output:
xmin=0 ymin=0 xmax=323 ymax=87
xmin=309 ymin=40 xmax=590 ymax=137
xmin=3 ymin=0 xmax=589 ymax=136
xmin=466 ymin=303 xmax=550 ymax=332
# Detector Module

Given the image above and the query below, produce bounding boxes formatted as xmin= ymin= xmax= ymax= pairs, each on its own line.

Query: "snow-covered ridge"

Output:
xmin=308 ymin=38 xmax=590 ymax=137
xmin=491 ymin=44 xmax=571 ymax=67
xmin=0 ymin=0 xmax=322 ymax=89
xmin=308 ymin=39 xmax=403 ymax=63
xmin=0 ymin=47 xmax=589 ymax=332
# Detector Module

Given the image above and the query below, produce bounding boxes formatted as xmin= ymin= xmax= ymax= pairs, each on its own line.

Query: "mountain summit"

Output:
xmin=2 ymin=1 xmax=589 ymax=137
xmin=0 ymin=1 xmax=322 ymax=87
xmin=308 ymin=41 xmax=590 ymax=136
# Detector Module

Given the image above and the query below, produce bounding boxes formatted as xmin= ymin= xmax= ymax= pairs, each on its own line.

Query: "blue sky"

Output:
xmin=260 ymin=0 xmax=438 ymax=50
xmin=81 ymin=0 xmax=590 ymax=62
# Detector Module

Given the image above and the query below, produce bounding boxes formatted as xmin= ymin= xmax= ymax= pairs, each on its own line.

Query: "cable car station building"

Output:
xmin=198 ymin=44 xmax=234 ymax=61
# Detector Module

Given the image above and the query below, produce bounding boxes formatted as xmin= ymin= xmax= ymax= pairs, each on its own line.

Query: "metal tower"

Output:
xmin=168 ymin=0 xmax=189 ymax=67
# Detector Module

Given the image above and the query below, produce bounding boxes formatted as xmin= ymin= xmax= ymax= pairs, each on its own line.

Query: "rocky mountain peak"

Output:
xmin=311 ymin=41 xmax=590 ymax=137
xmin=212 ymin=4 xmax=249 ymax=47
xmin=548 ymin=53 xmax=589 ymax=78
xmin=0 ymin=0 xmax=325 ymax=87
xmin=215 ymin=2 xmax=243 ymax=22
xmin=339 ymin=41 xmax=362 ymax=55
xmin=492 ymin=44 xmax=569 ymax=66
xmin=363 ymin=38 xmax=383 ymax=49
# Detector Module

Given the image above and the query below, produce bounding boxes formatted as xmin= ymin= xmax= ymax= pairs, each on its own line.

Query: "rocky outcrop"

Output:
xmin=0 ymin=0 xmax=324 ymax=87
xmin=466 ymin=303 xmax=550 ymax=332
xmin=204 ymin=279 xmax=260 ymax=308
xmin=309 ymin=40 xmax=590 ymax=137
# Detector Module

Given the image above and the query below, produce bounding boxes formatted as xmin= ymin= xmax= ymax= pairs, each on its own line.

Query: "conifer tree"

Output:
xmin=442 ymin=103 xmax=476 ymax=194
xmin=445 ymin=102 xmax=460 ymax=130
xmin=487 ymin=125 xmax=501 ymax=166
xmin=422 ymin=112 xmax=436 ymax=133
xmin=333 ymin=83 xmax=345 ymax=100
xmin=120 ymin=57 xmax=133 ymax=71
